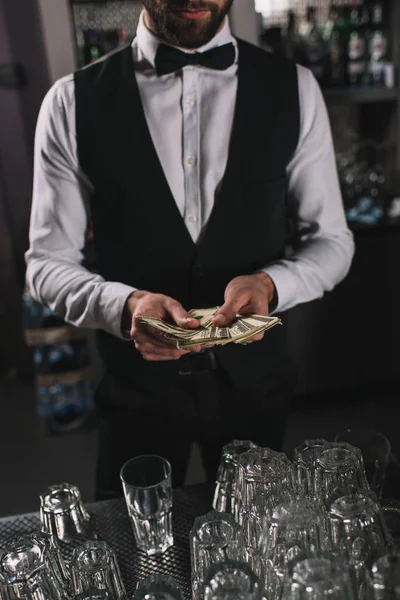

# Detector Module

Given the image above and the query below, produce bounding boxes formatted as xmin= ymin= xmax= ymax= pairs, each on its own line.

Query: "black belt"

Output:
xmin=178 ymin=349 xmax=218 ymax=376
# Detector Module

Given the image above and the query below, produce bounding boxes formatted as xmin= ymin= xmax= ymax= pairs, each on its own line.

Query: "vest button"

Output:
xmin=194 ymin=264 xmax=204 ymax=277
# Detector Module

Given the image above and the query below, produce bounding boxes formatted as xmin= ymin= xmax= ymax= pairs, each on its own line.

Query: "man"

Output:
xmin=26 ymin=0 xmax=354 ymax=498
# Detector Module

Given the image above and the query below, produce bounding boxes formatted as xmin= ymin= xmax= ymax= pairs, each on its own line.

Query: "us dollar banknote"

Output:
xmin=136 ymin=307 xmax=281 ymax=349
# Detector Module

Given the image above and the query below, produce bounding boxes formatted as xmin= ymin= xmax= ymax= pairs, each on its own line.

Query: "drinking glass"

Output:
xmin=370 ymin=554 xmax=400 ymax=599
xmin=40 ymin=483 xmax=96 ymax=542
xmin=334 ymin=429 xmax=391 ymax=500
xmin=0 ymin=532 xmax=70 ymax=600
xmin=203 ymin=561 xmax=261 ymax=600
xmin=328 ymin=491 xmax=391 ymax=565
xmin=260 ymin=498 xmax=330 ymax=598
xmin=120 ymin=455 xmax=173 ymax=556
xmin=282 ymin=556 xmax=356 ymax=599
xmin=190 ymin=511 xmax=240 ymax=600
xmin=213 ymin=440 xmax=259 ymax=514
xmin=133 ymin=575 xmax=183 ymax=600
xmin=315 ymin=442 xmax=369 ymax=504
xmin=293 ymin=439 xmax=329 ymax=498
xmin=235 ymin=447 xmax=295 ymax=521
xmin=70 ymin=541 xmax=126 ymax=600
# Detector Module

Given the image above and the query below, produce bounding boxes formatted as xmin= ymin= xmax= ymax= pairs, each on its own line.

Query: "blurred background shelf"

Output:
xmin=323 ymin=85 xmax=399 ymax=103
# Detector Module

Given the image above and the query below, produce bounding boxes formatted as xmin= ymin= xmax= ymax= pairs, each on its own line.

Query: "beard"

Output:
xmin=142 ymin=0 xmax=235 ymax=49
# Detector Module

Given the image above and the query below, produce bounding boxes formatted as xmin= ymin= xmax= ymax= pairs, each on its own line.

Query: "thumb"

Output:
xmin=213 ymin=294 xmax=246 ymax=326
xmin=167 ymin=301 xmax=200 ymax=329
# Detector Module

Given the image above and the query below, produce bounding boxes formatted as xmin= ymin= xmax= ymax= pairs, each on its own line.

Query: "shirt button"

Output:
xmin=186 ymin=156 xmax=197 ymax=166
xmin=187 ymin=215 xmax=198 ymax=224
xmin=186 ymin=97 xmax=195 ymax=107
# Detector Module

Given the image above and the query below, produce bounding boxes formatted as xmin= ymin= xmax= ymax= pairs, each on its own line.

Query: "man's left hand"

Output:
xmin=212 ymin=273 xmax=276 ymax=343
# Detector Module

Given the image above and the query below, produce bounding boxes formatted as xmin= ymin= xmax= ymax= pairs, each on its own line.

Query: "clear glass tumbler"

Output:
xmin=203 ymin=560 xmax=261 ymax=600
xmin=133 ymin=575 xmax=183 ymax=600
xmin=282 ymin=556 xmax=356 ymax=599
xmin=315 ymin=442 xmax=369 ymax=505
xmin=328 ymin=491 xmax=391 ymax=564
xmin=293 ymin=438 xmax=329 ymax=498
xmin=40 ymin=482 xmax=96 ymax=542
xmin=120 ymin=455 xmax=173 ymax=556
xmin=190 ymin=511 xmax=240 ymax=600
xmin=70 ymin=540 xmax=126 ymax=600
xmin=0 ymin=532 xmax=70 ymax=600
xmin=334 ymin=429 xmax=391 ymax=500
xmin=213 ymin=440 xmax=259 ymax=514
xmin=370 ymin=554 xmax=400 ymax=599
xmin=261 ymin=498 xmax=330 ymax=599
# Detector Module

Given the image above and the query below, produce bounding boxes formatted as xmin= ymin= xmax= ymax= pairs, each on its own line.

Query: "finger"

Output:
xmin=132 ymin=328 xmax=177 ymax=349
xmin=141 ymin=352 xmax=185 ymax=362
xmin=213 ymin=290 xmax=248 ymax=326
xmin=248 ymin=332 xmax=265 ymax=343
xmin=135 ymin=341 xmax=187 ymax=359
xmin=165 ymin=300 xmax=200 ymax=329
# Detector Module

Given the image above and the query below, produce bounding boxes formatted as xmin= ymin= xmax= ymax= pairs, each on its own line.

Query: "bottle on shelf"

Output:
xmin=369 ymin=2 xmax=389 ymax=86
xmin=285 ymin=10 xmax=298 ymax=61
xmin=298 ymin=6 xmax=328 ymax=85
xmin=347 ymin=2 xmax=368 ymax=87
xmin=325 ymin=5 xmax=347 ymax=87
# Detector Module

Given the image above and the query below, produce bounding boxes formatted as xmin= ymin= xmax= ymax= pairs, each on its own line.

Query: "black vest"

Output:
xmin=74 ymin=39 xmax=300 ymax=395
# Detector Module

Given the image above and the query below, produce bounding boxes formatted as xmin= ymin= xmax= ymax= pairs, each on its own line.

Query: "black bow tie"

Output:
xmin=154 ymin=42 xmax=235 ymax=76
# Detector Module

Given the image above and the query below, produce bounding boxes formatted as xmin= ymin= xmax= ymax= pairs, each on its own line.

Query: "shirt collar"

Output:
xmin=133 ymin=9 xmax=238 ymax=70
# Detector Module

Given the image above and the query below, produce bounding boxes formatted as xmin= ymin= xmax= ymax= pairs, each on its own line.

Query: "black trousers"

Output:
xmin=95 ymin=351 xmax=290 ymax=500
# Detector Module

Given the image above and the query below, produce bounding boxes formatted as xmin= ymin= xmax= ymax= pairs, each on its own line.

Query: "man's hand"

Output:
xmin=124 ymin=291 xmax=201 ymax=361
xmin=212 ymin=273 xmax=276 ymax=343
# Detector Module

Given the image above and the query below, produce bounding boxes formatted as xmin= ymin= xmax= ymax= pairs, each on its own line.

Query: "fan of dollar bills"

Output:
xmin=136 ymin=307 xmax=281 ymax=349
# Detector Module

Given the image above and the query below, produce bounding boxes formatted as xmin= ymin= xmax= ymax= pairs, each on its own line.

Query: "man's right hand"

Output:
xmin=124 ymin=291 xmax=201 ymax=361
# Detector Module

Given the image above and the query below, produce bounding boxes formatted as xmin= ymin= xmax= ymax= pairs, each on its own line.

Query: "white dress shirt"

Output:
xmin=26 ymin=12 xmax=355 ymax=339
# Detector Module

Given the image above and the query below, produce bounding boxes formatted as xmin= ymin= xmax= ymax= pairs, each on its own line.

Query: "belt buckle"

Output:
xmin=178 ymin=350 xmax=217 ymax=376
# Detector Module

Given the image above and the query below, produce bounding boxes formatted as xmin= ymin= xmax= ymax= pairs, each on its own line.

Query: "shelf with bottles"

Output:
xmin=259 ymin=1 xmax=395 ymax=97
xmin=69 ymin=0 xmax=141 ymax=68
xmin=323 ymin=85 xmax=398 ymax=103
xmin=335 ymin=137 xmax=399 ymax=229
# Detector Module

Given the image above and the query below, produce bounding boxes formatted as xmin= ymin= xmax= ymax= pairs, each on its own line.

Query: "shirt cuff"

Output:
xmin=94 ymin=282 xmax=137 ymax=340
xmin=259 ymin=263 xmax=297 ymax=314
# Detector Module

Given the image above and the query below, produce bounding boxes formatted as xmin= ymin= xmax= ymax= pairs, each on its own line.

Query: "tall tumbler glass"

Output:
xmin=315 ymin=442 xmax=369 ymax=505
xmin=0 ymin=532 xmax=70 ymax=600
xmin=370 ymin=554 xmax=400 ymax=599
xmin=328 ymin=492 xmax=391 ymax=563
xmin=282 ymin=556 xmax=356 ymax=600
xmin=260 ymin=498 xmax=330 ymax=598
xmin=334 ymin=429 xmax=391 ymax=500
xmin=40 ymin=483 xmax=96 ymax=542
xmin=213 ymin=440 xmax=259 ymax=514
xmin=120 ymin=455 xmax=173 ymax=556
xmin=133 ymin=575 xmax=183 ymax=600
xmin=203 ymin=560 xmax=261 ymax=600
xmin=190 ymin=511 xmax=240 ymax=600
xmin=70 ymin=541 xmax=126 ymax=600
xmin=293 ymin=439 xmax=329 ymax=499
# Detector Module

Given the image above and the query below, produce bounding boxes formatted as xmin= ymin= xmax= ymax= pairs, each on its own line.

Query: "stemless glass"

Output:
xmin=40 ymin=482 xmax=96 ymax=542
xmin=334 ymin=429 xmax=391 ymax=500
xmin=235 ymin=448 xmax=295 ymax=521
xmin=261 ymin=498 xmax=330 ymax=598
xmin=213 ymin=440 xmax=259 ymax=514
xmin=203 ymin=561 xmax=261 ymax=600
xmin=370 ymin=554 xmax=400 ymax=599
xmin=133 ymin=575 xmax=183 ymax=600
xmin=190 ymin=511 xmax=240 ymax=600
xmin=282 ymin=556 xmax=356 ymax=600
xmin=120 ymin=455 xmax=173 ymax=556
xmin=328 ymin=492 xmax=391 ymax=564
xmin=70 ymin=540 xmax=126 ymax=600
xmin=0 ymin=532 xmax=70 ymax=600
xmin=315 ymin=442 xmax=369 ymax=504
xmin=293 ymin=439 xmax=329 ymax=498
